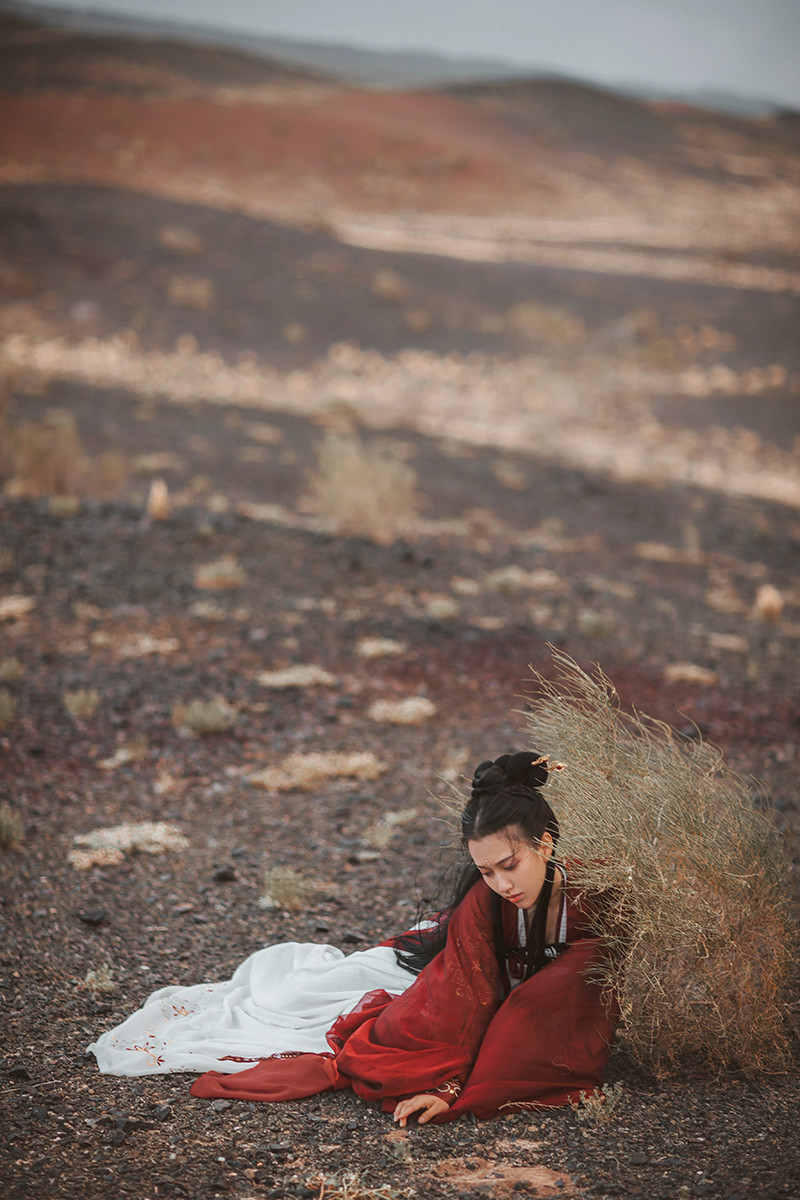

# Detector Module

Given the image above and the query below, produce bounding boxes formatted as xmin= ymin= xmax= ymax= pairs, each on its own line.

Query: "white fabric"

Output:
xmin=88 ymin=940 xmax=415 ymax=1076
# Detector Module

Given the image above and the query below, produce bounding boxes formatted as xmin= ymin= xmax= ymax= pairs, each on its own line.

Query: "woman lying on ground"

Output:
xmin=89 ymin=751 xmax=619 ymax=1123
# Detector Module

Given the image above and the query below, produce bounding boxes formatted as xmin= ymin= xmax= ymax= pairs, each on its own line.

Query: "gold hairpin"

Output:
xmin=530 ymin=754 xmax=565 ymax=772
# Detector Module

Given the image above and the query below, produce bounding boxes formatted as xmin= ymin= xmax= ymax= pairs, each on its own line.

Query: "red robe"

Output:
xmin=190 ymin=878 xmax=618 ymax=1120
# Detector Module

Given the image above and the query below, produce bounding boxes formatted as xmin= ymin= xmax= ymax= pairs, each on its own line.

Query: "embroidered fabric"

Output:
xmin=87 ymin=940 xmax=416 ymax=1076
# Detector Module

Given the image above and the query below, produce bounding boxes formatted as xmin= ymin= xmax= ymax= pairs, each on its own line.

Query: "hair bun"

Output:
xmin=472 ymin=750 xmax=549 ymax=794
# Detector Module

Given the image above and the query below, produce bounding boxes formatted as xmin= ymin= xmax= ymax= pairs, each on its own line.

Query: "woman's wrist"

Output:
xmin=432 ymin=1077 xmax=463 ymax=1101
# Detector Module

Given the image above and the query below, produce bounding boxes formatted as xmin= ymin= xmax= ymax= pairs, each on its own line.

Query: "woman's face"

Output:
xmin=467 ymin=826 xmax=553 ymax=912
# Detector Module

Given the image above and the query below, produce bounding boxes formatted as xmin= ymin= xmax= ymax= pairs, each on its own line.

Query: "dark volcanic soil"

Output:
xmin=1 ymin=15 xmax=800 ymax=1200
xmin=1 ymin=485 xmax=799 ymax=1200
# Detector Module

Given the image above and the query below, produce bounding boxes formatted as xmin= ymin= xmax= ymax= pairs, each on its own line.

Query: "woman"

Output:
xmin=90 ymin=752 xmax=619 ymax=1122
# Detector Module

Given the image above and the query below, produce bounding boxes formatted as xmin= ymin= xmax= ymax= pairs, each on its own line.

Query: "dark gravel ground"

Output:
xmin=1 ymin=481 xmax=799 ymax=1200
xmin=1 ymin=29 xmax=799 ymax=1193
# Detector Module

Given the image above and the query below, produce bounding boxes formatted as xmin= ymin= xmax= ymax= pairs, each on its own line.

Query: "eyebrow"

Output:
xmin=474 ymin=852 xmax=517 ymax=871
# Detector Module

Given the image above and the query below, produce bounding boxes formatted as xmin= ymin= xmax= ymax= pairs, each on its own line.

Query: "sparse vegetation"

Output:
xmin=367 ymin=697 xmax=436 ymax=725
xmin=0 ymin=687 xmax=19 ymax=729
xmin=69 ymin=821 xmax=189 ymax=869
xmin=525 ymin=651 xmax=798 ymax=1079
xmin=172 ymin=698 xmax=236 ymax=735
xmin=307 ymin=434 xmax=419 ymax=545
xmin=0 ymin=803 xmax=24 ymax=849
xmin=194 ymin=556 xmax=247 ymax=589
xmin=79 ymin=962 xmax=116 ymax=993
xmin=2 ymin=409 xmax=129 ymax=500
xmin=249 ymin=751 xmax=386 ymax=792
xmin=0 ymin=657 xmax=24 ymax=682
xmin=256 ymin=664 xmax=336 ymax=689
xmin=63 ymin=688 xmax=100 ymax=720
xmin=572 ymin=1081 xmax=626 ymax=1126
xmin=260 ymin=866 xmax=315 ymax=912
xmin=507 ymin=300 xmax=586 ymax=344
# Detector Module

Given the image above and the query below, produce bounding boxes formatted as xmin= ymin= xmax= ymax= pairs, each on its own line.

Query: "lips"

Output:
xmin=506 ymin=893 xmax=525 ymax=905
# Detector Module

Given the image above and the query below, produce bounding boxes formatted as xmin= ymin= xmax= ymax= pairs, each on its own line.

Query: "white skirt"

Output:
xmin=88 ymin=940 xmax=416 ymax=1076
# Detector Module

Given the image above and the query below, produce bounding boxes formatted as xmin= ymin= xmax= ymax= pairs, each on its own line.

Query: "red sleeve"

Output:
xmin=332 ymin=881 xmax=502 ymax=1105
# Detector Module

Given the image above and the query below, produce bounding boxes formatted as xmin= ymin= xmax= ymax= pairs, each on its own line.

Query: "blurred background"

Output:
xmin=1 ymin=0 xmax=799 ymax=519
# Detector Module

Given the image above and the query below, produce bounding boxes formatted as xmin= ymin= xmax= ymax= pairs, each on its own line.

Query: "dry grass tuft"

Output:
xmin=3 ymin=409 xmax=128 ymax=500
xmin=194 ymin=556 xmax=247 ymax=590
xmin=257 ymin=664 xmax=337 ymax=689
xmin=260 ymin=866 xmax=316 ymax=912
xmin=69 ymin=821 xmax=189 ymax=869
xmin=4 ymin=408 xmax=87 ymax=496
xmin=0 ymin=595 xmax=35 ymax=621
xmin=79 ymin=962 xmax=116 ymax=993
xmin=363 ymin=807 xmax=419 ymax=850
xmin=356 ymin=637 xmax=406 ymax=659
xmin=307 ymin=434 xmax=419 ymax=545
xmin=306 ymin=1172 xmax=415 ymax=1200
xmin=663 ymin=662 xmax=718 ymax=687
xmin=250 ymin=751 xmax=386 ymax=792
xmin=524 ymin=650 xmax=798 ymax=1079
xmin=172 ymin=698 xmax=236 ymax=736
xmin=0 ymin=803 xmax=24 ymax=849
xmin=0 ymin=656 xmax=24 ymax=681
xmin=63 ymin=688 xmax=100 ymax=720
xmin=367 ymin=697 xmax=436 ymax=726
xmin=0 ymin=687 xmax=19 ymax=729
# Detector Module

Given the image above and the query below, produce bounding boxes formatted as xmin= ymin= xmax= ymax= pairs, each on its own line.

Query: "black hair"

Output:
xmin=394 ymin=751 xmax=561 ymax=978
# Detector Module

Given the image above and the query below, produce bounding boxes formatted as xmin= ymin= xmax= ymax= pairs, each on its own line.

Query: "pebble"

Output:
xmin=78 ymin=908 xmax=108 ymax=926
xmin=628 ymin=1152 xmax=649 ymax=1165
xmin=212 ymin=864 xmax=237 ymax=882
xmin=211 ymin=1098 xmax=231 ymax=1112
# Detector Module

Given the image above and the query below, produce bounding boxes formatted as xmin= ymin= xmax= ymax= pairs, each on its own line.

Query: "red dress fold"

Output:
xmin=191 ymin=877 xmax=618 ymax=1119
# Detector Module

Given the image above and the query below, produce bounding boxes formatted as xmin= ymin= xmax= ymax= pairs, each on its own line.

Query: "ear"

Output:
xmin=539 ymin=831 xmax=554 ymax=858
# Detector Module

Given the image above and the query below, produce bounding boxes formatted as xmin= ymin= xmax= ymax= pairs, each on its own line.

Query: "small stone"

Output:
xmin=211 ymin=1099 xmax=231 ymax=1112
xmin=629 ymin=1152 xmax=649 ymax=1165
xmin=212 ymin=864 xmax=237 ymax=883
xmin=78 ymin=908 xmax=108 ymax=927
xmin=341 ymin=930 xmax=367 ymax=944
xmin=111 ymin=1129 xmax=127 ymax=1146
xmin=152 ymin=1104 xmax=172 ymax=1121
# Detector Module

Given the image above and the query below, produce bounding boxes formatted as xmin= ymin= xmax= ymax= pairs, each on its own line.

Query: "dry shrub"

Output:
xmin=307 ymin=434 xmax=419 ymax=545
xmin=250 ymin=751 xmax=386 ymax=792
xmin=69 ymin=821 xmax=189 ymax=869
xmin=356 ymin=638 xmax=406 ymax=659
xmin=367 ymin=697 xmax=436 ymax=726
xmin=5 ymin=409 xmax=87 ymax=496
xmin=0 ymin=687 xmax=19 ymax=729
xmin=166 ymin=274 xmax=215 ymax=310
xmin=80 ymin=962 xmax=116 ymax=993
xmin=507 ymin=301 xmax=586 ymax=344
xmin=363 ymin=807 xmax=419 ymax=850
xmin=63 ymin=688 xmax=100 ymax=719
xmin=172 ymin=698 xmax=236 ymax=735
xmin=260 ymin=866 xmax=315 ymax=912
xmin=256 ymin=664 xmax=336 ymax=689
xmin=0 ymin=803 xmax=24 ymax=849
xmin=0 ymin=595 xmax=35 ymax=621
xmin=3 ymin=409 xmax=128 ymax=499
xmin=525 ymin=651 xmax=798 ymax=1079
xmin=194 ymin=557 xmax=247 ymax=590
xmin=306 ymin=1172 xmax=415 ymax=1200
xmin=663 ymin=662 xmax=718 ymax=687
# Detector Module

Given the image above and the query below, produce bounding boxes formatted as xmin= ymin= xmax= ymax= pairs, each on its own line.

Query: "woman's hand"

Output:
xmin=392 ymin=1094 xmax=450 ymax=1127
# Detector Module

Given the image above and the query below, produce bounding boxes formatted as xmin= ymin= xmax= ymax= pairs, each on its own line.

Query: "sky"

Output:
xmin=13 ymin=0 xmax=800 ymax=108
